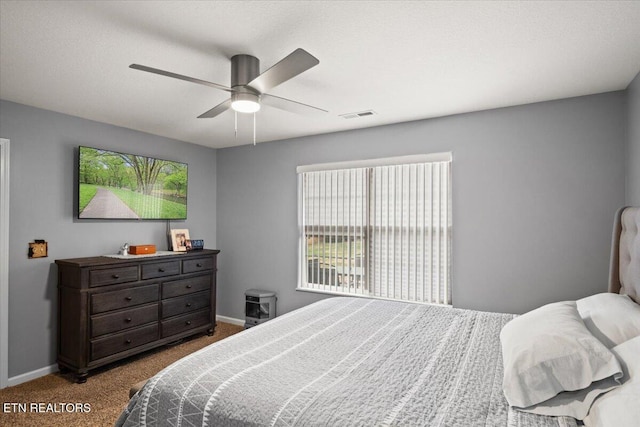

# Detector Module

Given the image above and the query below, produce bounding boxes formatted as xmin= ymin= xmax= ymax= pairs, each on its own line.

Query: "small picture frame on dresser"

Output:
xmin=170 ymin=229 xmax=190 ymax=252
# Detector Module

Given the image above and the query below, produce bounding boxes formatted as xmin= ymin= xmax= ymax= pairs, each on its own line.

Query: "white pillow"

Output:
xmin=576 ymin=293 xmax=640 ymax=348
xmin=500 ymin=301 xmax=623 ymax=419
xmin=584 ymin=336 xmax=640 ymax=427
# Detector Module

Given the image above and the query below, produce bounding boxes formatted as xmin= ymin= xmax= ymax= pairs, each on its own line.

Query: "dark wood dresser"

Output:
xmin=55 ymin=249 xmax=219 ymax=383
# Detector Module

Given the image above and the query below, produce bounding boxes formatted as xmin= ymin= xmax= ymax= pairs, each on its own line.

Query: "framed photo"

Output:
xmin=170 ymin=229 xmax=190 ymax=252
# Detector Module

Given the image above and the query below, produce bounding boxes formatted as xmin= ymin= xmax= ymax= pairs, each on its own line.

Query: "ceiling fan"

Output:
xmin=130 ymin=48 xmax=327 ymax=143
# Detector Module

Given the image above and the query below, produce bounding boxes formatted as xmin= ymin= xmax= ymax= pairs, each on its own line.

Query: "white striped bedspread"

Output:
xmin=116 ymin=297 xmax=577 ymax=427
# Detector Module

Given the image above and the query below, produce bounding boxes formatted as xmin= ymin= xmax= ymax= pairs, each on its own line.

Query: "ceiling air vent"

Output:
xmin=339 ymin=110 xmax=376 ymax=119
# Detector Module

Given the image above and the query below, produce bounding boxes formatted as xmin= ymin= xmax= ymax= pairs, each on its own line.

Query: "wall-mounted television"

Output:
xmin=78 ymin=146 xmax=188 ymax=220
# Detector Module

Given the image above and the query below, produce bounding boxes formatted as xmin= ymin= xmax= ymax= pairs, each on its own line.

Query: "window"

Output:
xmin=297 ymin=153 xmax=452 ymax=305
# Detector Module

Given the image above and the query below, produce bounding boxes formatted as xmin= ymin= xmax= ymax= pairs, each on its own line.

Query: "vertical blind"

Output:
xmin=298 ymin=154 xmax=452 ymax=305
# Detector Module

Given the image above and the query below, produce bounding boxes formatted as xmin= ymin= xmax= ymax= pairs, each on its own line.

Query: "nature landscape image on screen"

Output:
xmin=78 ymin=146 xmax=187 ymax=219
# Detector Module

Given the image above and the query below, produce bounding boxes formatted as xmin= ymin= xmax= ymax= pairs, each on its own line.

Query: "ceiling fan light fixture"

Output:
xmin=231 ymin=92 xmax=260 ymax=113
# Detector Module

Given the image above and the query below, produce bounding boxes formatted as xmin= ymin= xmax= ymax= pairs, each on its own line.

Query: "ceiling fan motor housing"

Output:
xmin=230 ymin=54 xmax=261 ymax=112
xmin=231 ymin=54 xmax=260 ymax=89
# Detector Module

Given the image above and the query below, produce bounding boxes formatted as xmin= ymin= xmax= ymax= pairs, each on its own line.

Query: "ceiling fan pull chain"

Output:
xmin=253 ymin=112 xmax=257 ymax=146
xmin=234 ymin=111 xmax=238 ymax=139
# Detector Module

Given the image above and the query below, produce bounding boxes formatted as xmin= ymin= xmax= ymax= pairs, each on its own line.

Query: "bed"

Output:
xmin=116 ymin=207 xmax=640 ymax=427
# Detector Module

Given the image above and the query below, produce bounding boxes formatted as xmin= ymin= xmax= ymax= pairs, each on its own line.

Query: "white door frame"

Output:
xmin=0 ymin=138 xmax=9 ymax=389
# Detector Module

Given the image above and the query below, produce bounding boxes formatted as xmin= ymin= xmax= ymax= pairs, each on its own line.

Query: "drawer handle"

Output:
xmin=186 ymin=285 xmax=192 ymax=289
xmin=125 ymin=339 xmax=132 ymax=344
xmin=196 ymin=263 xmax=203 ymax=267
xmin=185 ymin=321 xmax=192 ymax=325
xmin=125 ymin=296 xmax=133 ymax=301
xmin=112 ymin=274 xmax=120 ymax=279
xmin=186 ymin=303 xmax=192 ymax=307
xmin=158 ymin=268 xmax=165 ymax=272
xmin=124 ymin=317 xmax=132 ymax=323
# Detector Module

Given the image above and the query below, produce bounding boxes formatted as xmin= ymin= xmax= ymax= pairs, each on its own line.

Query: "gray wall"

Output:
xmin=0 ymin=100 xmax=217 ymax=378
xmin=628 ymin=71 xmax=640 ymax=205
xmin=217 ymin=92 xmax=627 ymax=320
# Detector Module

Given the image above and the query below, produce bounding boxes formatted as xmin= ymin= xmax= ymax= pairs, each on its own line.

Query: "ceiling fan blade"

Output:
xmin=261 ymin=94 xmax=328 ymax=115
xmin=247 ymin=48 xmax=319 ymax=94
xmin=130 ymin=64 xmax=233 ymax=93
xmin=197 ymin=98 xmax=232 ymax=118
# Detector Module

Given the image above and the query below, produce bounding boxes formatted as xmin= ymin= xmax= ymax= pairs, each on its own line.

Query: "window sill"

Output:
xmin=295 ymin=287 xmax=452 ymax=308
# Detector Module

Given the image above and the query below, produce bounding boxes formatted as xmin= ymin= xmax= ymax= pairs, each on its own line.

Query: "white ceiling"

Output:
xmin=1 ymin=1 xmax=639 ymax=149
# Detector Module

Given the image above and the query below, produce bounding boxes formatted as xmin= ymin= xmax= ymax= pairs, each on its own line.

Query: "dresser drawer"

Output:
xmin=162 ymin=291 xmax=210 ymax=319
xmin=91 ymin=303 xmax=158 ymax=338
xmin=162 ymin=275 xmax=211 ymax=299
xmin=89 ymin=266 xmax=138 ymax=288
xmin=161 ymin=309 xmax=210 ymax=338
xmin=141 ymin=261 xmax=180 ymax=280
xmin=182 ymin=257 xmax=214 ymax=274
xmin=91 ymin=324 xmax=159 ymax=361
xmin=91 ymin=284 xmax=159 ymax=314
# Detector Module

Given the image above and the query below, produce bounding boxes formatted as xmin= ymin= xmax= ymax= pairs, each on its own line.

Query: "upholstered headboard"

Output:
xmin=608 ymin=206 xmax=640 ymax=302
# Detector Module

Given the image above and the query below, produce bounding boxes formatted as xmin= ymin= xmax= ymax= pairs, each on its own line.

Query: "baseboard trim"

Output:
xmin=216 ymin=314 xmax=244 ymax=327
xmin=7 ymin=363 xmax=57 ymax=387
